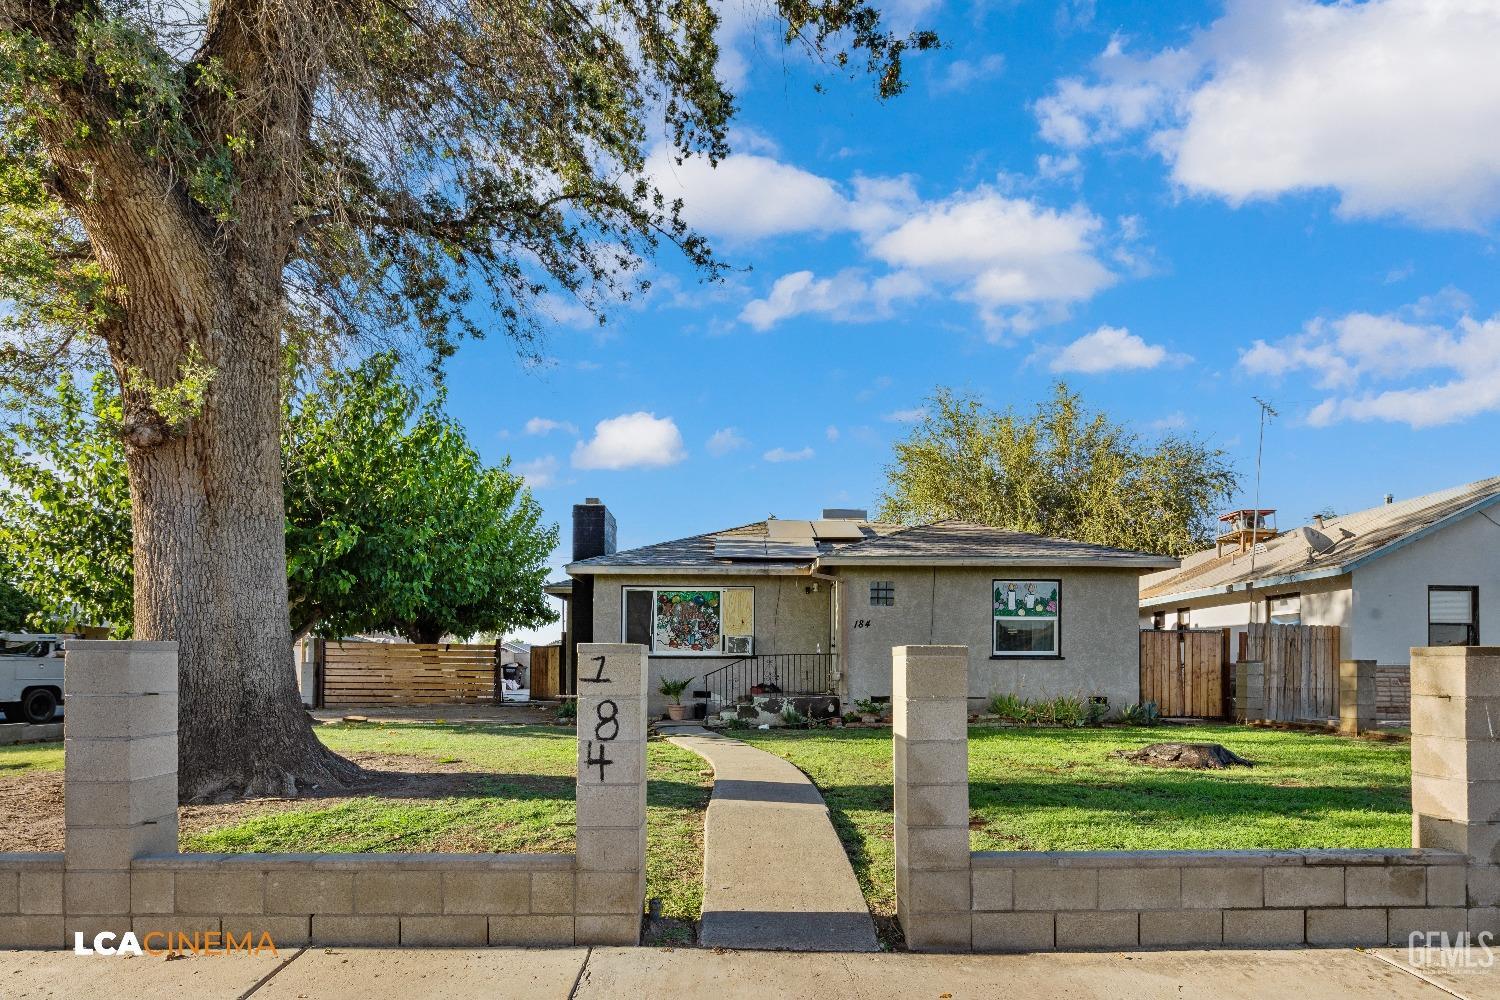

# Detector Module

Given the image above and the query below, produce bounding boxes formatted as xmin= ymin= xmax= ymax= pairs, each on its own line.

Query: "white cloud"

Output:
xmin=1237 ymin=299 xmax=1500 ymax=427
xmin=514 ymin=456 xmax=560 ymax=489
xmin=883 ymin=407 xmax=927 ymax=423
xmin=1049 ymin=325 xmax=1188 ymax=374
xmin=1151 ymin=412 xmax=1188 ymax=431
xmin=571 ymin=412 xmax=687 ymax=470
xmin=706 ymin=427 xmax=748 ymax=457
xmin=1036 ymin=0 xmax=1500 ymax=229
xmin=932 ymin=53 xmax=1006 ymax=94
xmin=763 ymin=446 xmax=815 ymax=463
xmin=739 ymin=269 xmax=927 ymax=331
xmin=525 ymin=417 xmax=578 ymax=436
xmin=646 ymin=148 xmax=852 ymax=241
xmin=825 ymin=425 xmax=841 ymax=442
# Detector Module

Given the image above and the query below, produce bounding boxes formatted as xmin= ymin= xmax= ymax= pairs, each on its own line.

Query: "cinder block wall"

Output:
xmin=0 ymin=641 xmax=650 ymax=949
xmin=895 ymin=643 xmax=1488 ymax=953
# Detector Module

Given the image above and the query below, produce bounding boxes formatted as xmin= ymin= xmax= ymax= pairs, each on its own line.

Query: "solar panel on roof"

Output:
xmin=712 ymin=539 xmax=769 ymax=559
xmin=765 ymin=519 xmax=815 ymax=542
xmin=760 ymin=543 xmax=820 ymax=558
xmin=811 ymin=519 xmax=865 ymax=541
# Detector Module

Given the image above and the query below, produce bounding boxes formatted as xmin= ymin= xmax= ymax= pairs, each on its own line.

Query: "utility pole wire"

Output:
xmin=1250 ymin=396 xmax=1278 ymax=580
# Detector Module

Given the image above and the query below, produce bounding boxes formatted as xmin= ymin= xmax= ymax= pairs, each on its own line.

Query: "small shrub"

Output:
xmin=780 ymin=704 xmax=807 ymax=726
xmin=1086 ymin=697 xmax=1110 ymax=726
xmin=1120 ymin=701 xmax=1162 ymax=726
xmin=555 ymin=700 xmax=577 ymax=723
xmin=842 ymin=711 xmax=861 ymax=724
xmin=854 ymin=698 xmax=883 ymax=716
xmin=988 ymin=693 xmax=1031 ymax=722
xmin=723 ymin=717 xmax=753 ymax=731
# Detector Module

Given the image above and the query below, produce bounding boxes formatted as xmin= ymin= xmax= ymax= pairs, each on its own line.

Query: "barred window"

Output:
xmin=869 ymin=581 xmax=895 ymax=606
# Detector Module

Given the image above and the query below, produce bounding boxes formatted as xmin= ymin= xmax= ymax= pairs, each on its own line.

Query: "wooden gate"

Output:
xmin=1139 ymin=628 xmax=1230 ymax=719
xmin=321 ymin=642 xmax=500 ymax=707
xmin=529 ymin=644 xmax=562 ymax=700
xmin=1245 ymin=623 xmax=1341 ymax=722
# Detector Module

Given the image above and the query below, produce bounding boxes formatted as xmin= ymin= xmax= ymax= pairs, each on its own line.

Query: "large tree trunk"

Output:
xmin=115 ymin=279 xmax=359 ymax=801
xmin=13 ymin=0 xmax=364 ymax=802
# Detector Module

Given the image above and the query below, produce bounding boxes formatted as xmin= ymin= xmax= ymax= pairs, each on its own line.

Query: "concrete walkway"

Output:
xmin=664 ymin=726 xmax=879 ymax=952
xmin=5 ymin=946 xmax=1496 ymax=999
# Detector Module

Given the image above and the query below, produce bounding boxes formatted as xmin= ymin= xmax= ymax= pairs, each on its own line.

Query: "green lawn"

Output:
xmin=1 ymin=723 xmax=711 ymax=922
xmin=738 ymin=724 xmax=1411 ymax=922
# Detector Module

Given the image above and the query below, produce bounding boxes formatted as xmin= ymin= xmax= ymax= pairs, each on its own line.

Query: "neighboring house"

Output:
xmin=1139 ymin=477 xmax=1500 ymax=717
xmin=557 ymin=498 xmax=1175 ymax=716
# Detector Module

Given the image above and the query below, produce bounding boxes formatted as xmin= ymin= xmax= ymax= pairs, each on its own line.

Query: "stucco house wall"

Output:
xmin=1349 ymin=509 xmax=1499 ymax=665
xmin=838 ymin=566 xmax=1142 ymax=714
xmin=590 ymin=573 xmax=831 ymax=714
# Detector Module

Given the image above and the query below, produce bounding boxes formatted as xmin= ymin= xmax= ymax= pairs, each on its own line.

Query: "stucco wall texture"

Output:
xmin=590 ymin=574 xmax=832 ymax=715
xmin=839 ymin=567 xmax=1142 ymax=712
xmin=591 ymin=566 xmax=1145 ymax=716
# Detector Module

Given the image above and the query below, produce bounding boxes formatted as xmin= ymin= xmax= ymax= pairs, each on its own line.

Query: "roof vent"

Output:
xmin=822 ymin=508 xmax=868 ymax=521
xmin=1384 ymin=493 xmax=1394 ymax=505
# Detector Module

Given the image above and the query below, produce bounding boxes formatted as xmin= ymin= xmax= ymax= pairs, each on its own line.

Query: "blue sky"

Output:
xmin=437 ymin=0 xmax=1500 ymax=643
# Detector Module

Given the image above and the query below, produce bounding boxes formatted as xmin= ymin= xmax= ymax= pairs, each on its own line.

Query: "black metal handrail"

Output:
xmin=700 ymin=652 xmax=835 ymax=706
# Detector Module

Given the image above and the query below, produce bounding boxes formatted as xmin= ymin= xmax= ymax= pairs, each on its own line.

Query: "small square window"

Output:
xmin=870 ymin=581 xmax=895 ymax=606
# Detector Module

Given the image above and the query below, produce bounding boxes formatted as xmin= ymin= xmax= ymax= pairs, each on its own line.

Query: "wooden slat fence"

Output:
xmin=529 ymin=644 xmax=562 ymax=701
xmin=1139 ymin=628 xmax=1230 ymax=719
xmin=1244 ymin=623 xmax=1340 ymax=722
xmin=321 ymin=642 xmax=499 ymax=707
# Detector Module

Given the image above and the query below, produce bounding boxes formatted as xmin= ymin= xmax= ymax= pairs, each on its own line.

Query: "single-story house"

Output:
xmin=553 ymin=499 xmax=1176 ymax=716
xmin=1139 ymin=476 xmax=1500 ymax=718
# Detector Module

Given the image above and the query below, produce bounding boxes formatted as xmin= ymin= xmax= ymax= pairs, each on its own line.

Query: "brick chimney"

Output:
xmin=567 ymin=499 xmax=615 ymax=692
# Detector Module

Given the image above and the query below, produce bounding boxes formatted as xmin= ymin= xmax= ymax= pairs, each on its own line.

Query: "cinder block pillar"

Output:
xmin=1338 ymin=659 xmax=1377 ymax=735
xmin=893 ymin=645 xmax=972 ymax=951
xmin=63 ymin=641 xmax=179 ymax=941
xmin=1235 ymin=660 xmax=1266 ymax=723
xmin=573 ymin=643 xmax=648 ymax=945
xmin=1410 ymin=646 xmax=1500 ymax=936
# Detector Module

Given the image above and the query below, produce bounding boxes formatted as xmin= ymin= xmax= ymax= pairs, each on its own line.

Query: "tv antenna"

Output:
xmin=1250 ymin=397 xmax=1278 ymax=573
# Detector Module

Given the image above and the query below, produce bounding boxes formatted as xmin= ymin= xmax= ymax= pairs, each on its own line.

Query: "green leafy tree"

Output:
xmin=0 ymin=357 xmax=557 ymax=646
xmin=1 ymin=0 xmax=933 ymax=797
xmin=284 ymin=355 xmax=556 ymax=644
xmin=0 ymin=376 xmax=135 ymax=634
xmin=0 ymin=556 xmax=40 ymax=631
xmin=879 ymin=385 xmax=1239 ymax=557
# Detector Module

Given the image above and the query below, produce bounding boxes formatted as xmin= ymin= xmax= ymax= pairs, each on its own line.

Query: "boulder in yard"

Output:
xmin=1110 ymin=742 xmax=1253 ymax=770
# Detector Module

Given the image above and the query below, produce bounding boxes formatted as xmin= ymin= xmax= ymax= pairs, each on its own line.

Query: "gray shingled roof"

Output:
xmin=817 ymin=520 xmax=1177 ymax=568
xmin=1140 ymin=476 xmax=1500 ymax=605
xmin=568 ymin=517 xmax=1174 ymax=573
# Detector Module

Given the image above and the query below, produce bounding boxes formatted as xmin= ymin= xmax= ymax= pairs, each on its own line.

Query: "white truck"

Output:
xmin=0 ymin=633 xmax=67 ymax=724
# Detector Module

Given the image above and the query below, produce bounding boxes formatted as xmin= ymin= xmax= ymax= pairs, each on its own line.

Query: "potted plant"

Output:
xmin=659 ymin=676 xmax=693 ymax=721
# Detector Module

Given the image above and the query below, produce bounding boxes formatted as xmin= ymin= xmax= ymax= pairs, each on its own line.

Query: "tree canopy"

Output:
xmin=879 ymin=385 xmax=1240 ymax=557
xmin=1 ymin=0 xmax=933 ymax=797
xmin=0 ymin=356 xmax=557 ymax=642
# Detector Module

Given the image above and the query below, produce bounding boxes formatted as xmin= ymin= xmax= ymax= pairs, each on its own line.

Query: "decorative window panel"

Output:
xmin=993 ymin=579 xmax=1061 ymax=656
xmin=621 ymin=586 xmax=753 ymax=655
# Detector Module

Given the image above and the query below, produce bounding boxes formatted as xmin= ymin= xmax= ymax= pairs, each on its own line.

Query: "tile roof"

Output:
xmin=1139 ymin=476 xmax=1500 ymax=605
xmin=568 ymin=518 xmax=1175 ymax=572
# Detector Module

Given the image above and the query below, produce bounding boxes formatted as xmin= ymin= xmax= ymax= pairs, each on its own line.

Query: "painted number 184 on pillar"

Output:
xmin=583 ymin=654 xmax=616 ymax=781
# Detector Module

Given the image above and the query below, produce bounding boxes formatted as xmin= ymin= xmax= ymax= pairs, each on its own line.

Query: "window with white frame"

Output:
xmin=1267 ymin=593 xmax=1301 ymax=625
xmin=993 ymin=579 xmax=1060 ymax=656
xmin=1429 ymin=586 xmax=1478 ymax=647
xmin=621 ymin=586 xmax=754 ymax=655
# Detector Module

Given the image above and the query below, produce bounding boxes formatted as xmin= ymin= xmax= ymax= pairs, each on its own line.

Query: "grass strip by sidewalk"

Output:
xmin=737 ymin=723 xmax=1411 ymax=922
xmin=0 ymin=722 xmax=712 ymax=922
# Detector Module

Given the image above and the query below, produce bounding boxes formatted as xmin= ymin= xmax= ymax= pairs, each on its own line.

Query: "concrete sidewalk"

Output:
xmin=666 ymin=726 xmax=879 ymax=952
xmin=5 ymin=946 xmax=1495 ymax=999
